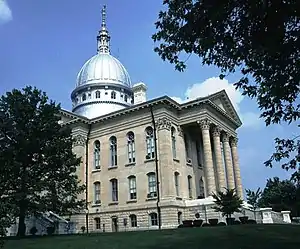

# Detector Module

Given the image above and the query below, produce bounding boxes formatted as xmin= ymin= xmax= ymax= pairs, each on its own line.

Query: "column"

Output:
xmin=222 ymin=132 xmax=235 ymax=190
xmin=230 ymin=137 xmax=243 ymax=198
xmin=199 ymin=119 xmax=216 ymax=195
xmin=212 ymin=126 xmax=226 ymax=192
xmin=156 ymin=117 xmax=175 ymax=199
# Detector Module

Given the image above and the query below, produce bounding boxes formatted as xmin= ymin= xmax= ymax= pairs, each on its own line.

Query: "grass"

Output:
xmin=3 ymin=224 xmax=300 ymax=249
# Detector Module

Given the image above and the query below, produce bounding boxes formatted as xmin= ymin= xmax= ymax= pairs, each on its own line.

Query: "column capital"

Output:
xmin=212 ymin=126 xmax=221 ymax=137
xmin=73 ymin=134 xmax=86 ymax=147
xmin=156 ymin=117 xmax=172 ymax=131
xmin=222 ymin=132 xmax=230 ymax=142
xmin=198 ymin=118 xmax=211 ymax=130
xmin=230 ymin=137 xmax=238 ymax=147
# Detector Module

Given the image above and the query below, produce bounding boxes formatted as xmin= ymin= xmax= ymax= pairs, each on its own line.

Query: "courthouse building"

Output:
xmin=59 ymin=6 xmax=243 ymax=232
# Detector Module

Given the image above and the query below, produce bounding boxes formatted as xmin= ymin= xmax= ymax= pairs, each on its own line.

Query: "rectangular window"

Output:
xmin=95 ymin=218 xmax=101 ymax=229
xmin=188 ymin=176 xmax=192 ymax=198
xmin=94 ymin=183 xmax=101 ymax=204
xmin=111 ymin=179 xmax=118 ymax=202
xmin=129 ymin=177 xmax=137 ymax=199
xmin=128 ymin=142 xmax=136 ymax=163
xmin=174 ymin=173 xmax=179 ymax=196
xmin=148 ymin=173 xmax=157 ymax=196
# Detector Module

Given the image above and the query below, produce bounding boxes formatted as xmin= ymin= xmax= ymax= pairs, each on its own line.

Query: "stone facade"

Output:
xmin=60 ymin=91 xmax=246 ymax=233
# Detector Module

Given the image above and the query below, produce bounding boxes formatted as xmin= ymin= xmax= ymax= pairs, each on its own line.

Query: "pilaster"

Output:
xmin=212 ymin=126 xmax=226 ymax=192
xmin=198 ymin=118 xmax=216 ymax=195
xmin=230 ymin=137 xmax=243 ymax=198
xmin=222 ymin=132 xmax=235 ymax=190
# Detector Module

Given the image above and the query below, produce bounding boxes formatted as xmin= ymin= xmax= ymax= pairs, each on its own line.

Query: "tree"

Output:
xmin=0 ymin=86 xmax=85 ymax=237
xmin=152 ymin=0 xmax=300 ymax=178
xmin=212 ymin=188 xmax=243 ymax=218
xmin=258 ymin=177 xmax=300 ymax=217
xmin=245 ymin=188 xmax=262 ymax=221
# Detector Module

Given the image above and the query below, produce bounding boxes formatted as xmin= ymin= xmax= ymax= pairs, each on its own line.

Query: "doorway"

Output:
xmin=111 ymin=216 xmax=118 ymax=232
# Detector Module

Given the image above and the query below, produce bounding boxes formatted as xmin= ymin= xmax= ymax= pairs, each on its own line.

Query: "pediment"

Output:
xmin=208 ymin=90 xmax=242 ymax=126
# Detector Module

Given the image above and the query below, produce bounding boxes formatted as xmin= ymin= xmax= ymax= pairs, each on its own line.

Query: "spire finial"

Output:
xmin=102 ymin=5 xmax=106 ymax=29
xmin=97 ymin=4 xmax=110 ymax=54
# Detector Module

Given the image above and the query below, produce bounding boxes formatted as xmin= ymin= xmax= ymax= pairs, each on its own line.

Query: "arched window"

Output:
xmin=199 ymin=177 xmax=205 ymax=199
xmin=174 ymin=172 xmax=180 ymax=196
xmin=95 ymin=217 xmax=101 ymax=229
xmin=82 ymin=93 xmax=86 ymax=101
xmin=171 ymin=127 xmax=176 ymax=158
xmin=147 ymin=172 xmax=157 ymax=198
xmin=127 ymin=131 xmax=135 ymax=163
xmin=94 ymin=140 xmax=100 ymax=169
xmin=187 ymin=175 xmax=192 ymax=199
xmin=129 ymin=214 xmax=137 ymax=227
xmin=177 ymin=212 xmax=182 ymax=225
xmin=149 ymin=212 xmax=158 ymax=226
xmin=95 ymin=91 xmax=101 ymax=99
xmin=109 ymin=136 xmax=117 ymax=166
xmin=110 ymin=178 xmax=118 ymax=202
xmin=145 ymin=127 xmax=155 ymax=159
xmin=111 ymin=91 xmax=116 ymax=99
xmin=128 ymin=175 xmax=137 ymax=200
xmin=94 ymin=182 xmax=101 ymax=204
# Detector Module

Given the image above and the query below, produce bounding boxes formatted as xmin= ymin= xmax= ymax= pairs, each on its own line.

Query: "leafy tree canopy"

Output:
xmin=245 ymin=188 xmax=262 ymax=210
xmin=258 ymin=177 xmax=300 ymax=216
xmin=212 ymin=188 xmax=243 ymax=218
xmin=0 ymin=86 xmax=85 ymax=236
xmin=153 ymin=0 xmax=300 ymax=178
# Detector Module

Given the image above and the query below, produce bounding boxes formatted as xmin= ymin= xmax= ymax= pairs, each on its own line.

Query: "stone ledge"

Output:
xmin=108 ymin=166 xmax=118 ymax=170
xmin=91 ymin=203 xmax=101 ymax=207
xmin=126 ymin=199 xmax=137 ymax=204
xmin=186 ymin=162 xmax=192 ymax=167
xmin=173 ymin=158 xmax=180 ymax=163
xmin=108 ymin=201 xmax=119 ymax=206
xmin=144 ymin=158 xmax=156 ymax=163
xmin=146 ymin=197 xmax=157 ymax=202
xmin=91 ymin=169 xmax=101 ymax=173
xmin=125 ymin=162 xmax=136 ymax=167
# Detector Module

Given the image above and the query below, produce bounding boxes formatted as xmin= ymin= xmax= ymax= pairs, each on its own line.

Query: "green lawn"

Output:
xmin=3 ymin=224 xmax=300 ymax=249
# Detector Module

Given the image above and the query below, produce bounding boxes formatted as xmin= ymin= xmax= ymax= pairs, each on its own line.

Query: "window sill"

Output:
xmin=176 ymin=197 xmax=183 ymax=200
xmin=92 ymin=169 xmax=101 ymax=173
xmin=108 ymin=166 xmax=118 ymax=170
xmin=186 ymin=162 xmax=192 ymax=167
xmin=108 ymin=201 xmax=119 ymax=206
xmin=173 ymin=158 xmax=180 ymax=163
xmin=146 ymin=197 xmax=157 ymax=201
xmin=126 ymin=199 xmax=137 ymax=204
xmin=125 ymin=162 xmax=136 ymax=167
xmin=91 ymin=203 xmax=101 ymax=207
xmin=144 ymin=158 xmax=155 ymax=163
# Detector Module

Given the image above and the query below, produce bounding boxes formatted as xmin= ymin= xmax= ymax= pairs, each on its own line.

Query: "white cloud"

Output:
xmin=171 ymin=77 xmax=262 ymax=129
xmin=0 ymin=0 xmax=12 ymax=24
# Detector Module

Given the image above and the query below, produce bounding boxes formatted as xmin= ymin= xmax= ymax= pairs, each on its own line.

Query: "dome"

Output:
xmin=76 ymin=53 xmax=131 ymax=88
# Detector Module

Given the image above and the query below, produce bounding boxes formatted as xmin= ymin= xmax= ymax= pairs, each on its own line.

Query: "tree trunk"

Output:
xmin=17 ymin=206 xmax=26 ymax=237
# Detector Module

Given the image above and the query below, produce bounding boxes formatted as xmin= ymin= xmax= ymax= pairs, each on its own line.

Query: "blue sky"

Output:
xmin=0 ymin=0 xmax=297 ymax=193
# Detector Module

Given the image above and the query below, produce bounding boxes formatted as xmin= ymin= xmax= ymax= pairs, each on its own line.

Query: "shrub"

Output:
xmin=46 ymin=226 xmax=55 ymax=235
xmin=193 ymin=219 xmax=203 ymax=227
xmin=201 ymin=223 xmax=210 ymax=227
xmin=29 ymin=226 xmax=38 ymax=235
xmin=177 ymin=224 xmax=184 ymax=228
xmin=81 ymin=226 xmax=86 ymax=233
xmin=208 ymin=219 xmax=218 ymax=226
xmin=217 ymin=222 xmax=227 ymax=226
xmin=233 ymin=220 xmax=241 ymax=225
xmin=239 ymin=216 xmax=249 ymax=224
xmin=182 ymin=220 xmax=193 ymax=228
xmin=246 ymin=219 xmax=257 ymax=224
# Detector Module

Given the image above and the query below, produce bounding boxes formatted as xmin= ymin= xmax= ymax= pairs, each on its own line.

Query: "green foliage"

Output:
xmin=245 ymin=188 xmax=262 ymax=211
xmin=212 ymin=188 xmax=243 ymax=218
xmin=153 ymin=0 xmax=300 ymax=177
xmin=258 ymin=177 xmax=300 ymax=216
xmin=0 ymin=86 xmax=85 ymax=236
